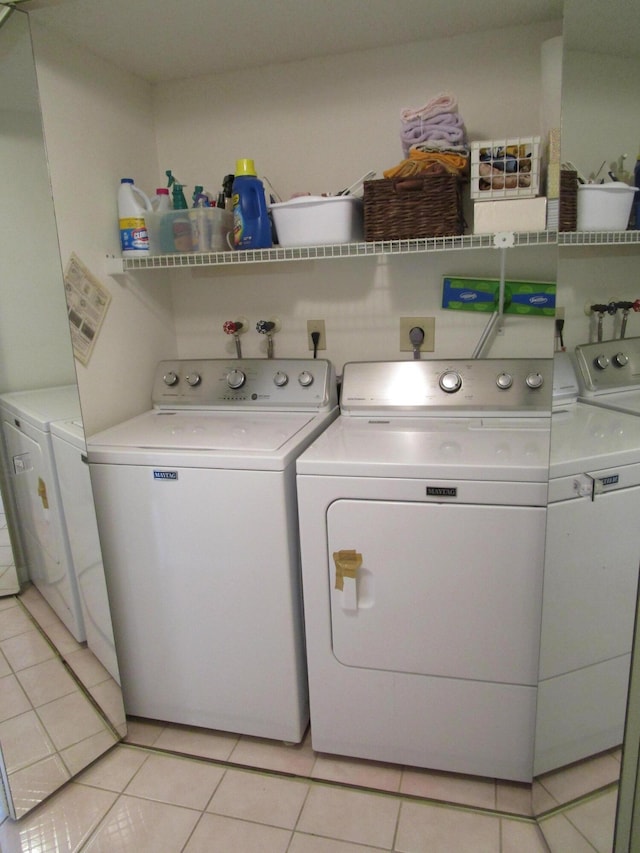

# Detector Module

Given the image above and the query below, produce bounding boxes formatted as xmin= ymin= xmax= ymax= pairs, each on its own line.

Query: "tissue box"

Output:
xmin=473 ymin=197 xmax=547 ymax=234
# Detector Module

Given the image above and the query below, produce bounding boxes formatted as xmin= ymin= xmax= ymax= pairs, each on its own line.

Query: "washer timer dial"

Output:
xmin=226 ymin=369 xmax=246 ymax=390
xmin=439 ymin=371 xmax=462 ymax=393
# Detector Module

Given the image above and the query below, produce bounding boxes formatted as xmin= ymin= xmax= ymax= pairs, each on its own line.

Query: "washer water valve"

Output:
xmin=256 ymin=318 xmax=280 ymax=358
xmin=223 ymin=318 xmax=247 ymax=358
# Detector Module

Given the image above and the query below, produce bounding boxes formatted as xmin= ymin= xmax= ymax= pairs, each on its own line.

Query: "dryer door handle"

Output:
xmin=333 ymin=550 xmax=361 ymax=612
xmin=37 ymin=477 xmax=49 ymax=510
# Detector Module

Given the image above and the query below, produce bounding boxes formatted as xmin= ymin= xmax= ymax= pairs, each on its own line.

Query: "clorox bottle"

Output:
xmin=118 ymin=178 xmax=152 ymax=256
xmin=232 ymin=159 xmax=272 ymax=249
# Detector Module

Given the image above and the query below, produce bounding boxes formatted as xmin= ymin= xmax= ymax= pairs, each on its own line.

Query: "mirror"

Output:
xmin=533 ymin=0 xmax=640 ymax=846
xmin=0 ymin=6 xmax=125 ymax=821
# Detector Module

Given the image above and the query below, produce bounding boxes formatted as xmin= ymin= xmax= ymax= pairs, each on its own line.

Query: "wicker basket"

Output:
xmin=559 ymin=170 xmax=578 ymax=232
xmin=363 ymin=175 xmax=464 ymax=241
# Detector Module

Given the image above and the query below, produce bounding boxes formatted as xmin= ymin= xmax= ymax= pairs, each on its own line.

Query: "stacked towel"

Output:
xmin=386 ymin=94 xmax=469 ymax=180
xmin=399 ymin=91 xmax=469 ymax=164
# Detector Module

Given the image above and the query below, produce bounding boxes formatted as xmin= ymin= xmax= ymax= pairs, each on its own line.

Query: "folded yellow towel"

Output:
xmin=383 ymin=150 xmax=468 ymax=179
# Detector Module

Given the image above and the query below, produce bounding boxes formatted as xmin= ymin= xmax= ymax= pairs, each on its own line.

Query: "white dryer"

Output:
xmin=51 ymin=417 xmax=120 ymax=683
xmin=88 ymin=358 xmax=337 ymax=743
xmin=296 ymin=358 xmax=553 ymax=782
xmin=535 ymin=353 xmax=640 ymax=774
xmin=0 ymin=385 xmax=85 ymax=640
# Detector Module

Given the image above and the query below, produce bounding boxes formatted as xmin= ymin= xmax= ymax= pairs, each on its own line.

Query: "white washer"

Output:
xmin=88 ymin=358 xmax=337 ymax=743
xmin=535 ymin=353 xmax=640 ymax=775
xmin=296 ymin=358 xmax=552 ymax=782
xmin=0 ymin=385 xmax=85 ymax=640
xmin=51 ymin=417 xmax=120 ymax=683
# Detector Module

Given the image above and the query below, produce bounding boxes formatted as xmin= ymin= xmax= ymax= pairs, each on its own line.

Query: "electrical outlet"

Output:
xmin=556 ymin=306 xmax=565 ymax=320
xmin=307 ymin=319 xmax=326 ymax=351
xmin=399 ymin=317 xmax=435 ymax=352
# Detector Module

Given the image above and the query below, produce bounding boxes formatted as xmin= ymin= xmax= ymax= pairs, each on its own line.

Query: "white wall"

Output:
xmin=152 ymin=22 xmax=561 ymax=373
xmin=30 ymin=23 xmax=178 ymax=435
xmin=0 ymin=104 xmax=75 ymax=392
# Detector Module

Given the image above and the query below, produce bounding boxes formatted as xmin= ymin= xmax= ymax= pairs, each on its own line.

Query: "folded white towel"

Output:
xmin=400 ymin=92 xmax=458 ymax=123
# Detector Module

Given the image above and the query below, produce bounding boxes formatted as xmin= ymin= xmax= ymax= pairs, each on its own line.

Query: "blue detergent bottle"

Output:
xmin=232 ymin=159 xmax=272 ymax=249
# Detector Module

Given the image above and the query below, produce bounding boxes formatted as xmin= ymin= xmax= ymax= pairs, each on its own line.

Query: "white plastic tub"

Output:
xmin=269 ymin=195 xmax=363 ymax=246
xmin=577 ymin=182 xmax=638 ymax=231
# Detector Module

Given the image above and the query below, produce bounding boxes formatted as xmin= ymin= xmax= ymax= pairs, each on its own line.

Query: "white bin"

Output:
xmin=577 ymin=182 xmax=638 ymax=231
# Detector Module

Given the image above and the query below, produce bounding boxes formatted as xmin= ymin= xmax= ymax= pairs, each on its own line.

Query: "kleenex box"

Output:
xmin=473 ymin=197 xmax=547 ymax=234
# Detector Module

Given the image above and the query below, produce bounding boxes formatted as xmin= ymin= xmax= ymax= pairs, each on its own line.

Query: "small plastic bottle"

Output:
xmin=118 ymin=178 xmax=152 ymax=256
xmin=152 ymin=187 xmax=171 ymax=212
xmin=232 ymin=159 xmax=272 ymax=249
xmin=170 ymin=183 xmax=192 ymax=252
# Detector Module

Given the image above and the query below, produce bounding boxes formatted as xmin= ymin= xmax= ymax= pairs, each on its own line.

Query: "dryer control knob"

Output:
xmin=163 ymin=371 xmax=179 ymax=386
xmin=496 ymin=372 xmax=513 ymax=390
xmin=613 ymin=352 xmax=629 ymax=367
xmin=594 ymin=354 xmax=610 ymax=370
xmin=273 ymin=371 xmax=289 ymax=387
xmin=185 ymin=373 xmax=201 ymax=387
xmin=298 ymin=371 xmax=314 ymax=387
xmin=439 ymin=371 xmax=462 ymax=393
xmin=525 ymin=372 xmax=544 ymax=389
xmin=226 ymin=369 xmax=246 ymax=390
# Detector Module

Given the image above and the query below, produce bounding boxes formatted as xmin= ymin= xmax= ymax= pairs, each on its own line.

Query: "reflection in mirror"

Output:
xmin=0 ymin=5 xmax=125 ymax=821
xmin=534 ymin=0 xmax=640 ymax=847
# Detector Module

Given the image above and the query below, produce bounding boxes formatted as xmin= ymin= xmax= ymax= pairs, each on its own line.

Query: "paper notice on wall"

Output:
xmin=63 ymin=253 xmax=111 ymax=366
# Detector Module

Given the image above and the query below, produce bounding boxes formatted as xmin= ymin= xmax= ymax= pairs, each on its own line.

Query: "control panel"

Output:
xmin=151 ymin=359 xmax=337 ymax=411
xmin=574 ymin=336 xmax=640 ymax=393
xmin=339 ymin=358 xmax=554 ymax=415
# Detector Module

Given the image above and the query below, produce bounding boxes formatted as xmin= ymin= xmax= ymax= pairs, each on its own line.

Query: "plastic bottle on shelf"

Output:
xmin=190 ymin=186 xmax=212 ymax=252
xmin=232 ymin=159 xmax=272 ymax=249
xmin=152 ymin=187 xmax=171 ymax=211
xmin=169 ymin=182 xmax=192 ymax=252
xmin=118 ymin=178 xmax=152 ymax=256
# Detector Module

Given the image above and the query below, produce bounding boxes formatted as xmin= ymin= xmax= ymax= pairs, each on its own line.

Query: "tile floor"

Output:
xmin=0 ymin=713 xmax=620 ymax=852
xmin=0 ymin=581 xmax=620 ymax=851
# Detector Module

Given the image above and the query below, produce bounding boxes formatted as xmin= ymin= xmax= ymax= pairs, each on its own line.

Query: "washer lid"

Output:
xmin=0 ymin=385 xmax=81 ymax=431
xmin=296 ymin=414 xmax=551 ymax=482
xmin=89 ymin=409 xmax=318 ymax=452
xmin=551 ymin=401 xmax=640 ymax=478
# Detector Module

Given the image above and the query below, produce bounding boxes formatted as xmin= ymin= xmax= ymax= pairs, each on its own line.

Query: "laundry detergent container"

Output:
xmin=577 ymin=182 xmax=638 ymax=231
xmin=269 ymin=196 xmax=363 ymax=246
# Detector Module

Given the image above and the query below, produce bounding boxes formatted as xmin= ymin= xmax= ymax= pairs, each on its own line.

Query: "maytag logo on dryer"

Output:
xmin=459 ymin=291 xmax=478 ymax=302
xmin=153 ymin=470 xmax=178 ymax=480
xmin=426 ymin=486 xmax=457 ymax=497
xmin=599 ymin=474 xmax=619 ymax=488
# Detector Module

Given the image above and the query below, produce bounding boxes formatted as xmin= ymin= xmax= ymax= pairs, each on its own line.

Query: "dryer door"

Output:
xmin=327 ymin=499 xmax=546 ymax=685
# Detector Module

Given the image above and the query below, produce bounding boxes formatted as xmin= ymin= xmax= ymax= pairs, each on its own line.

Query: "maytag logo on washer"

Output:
xmin=153 ymin=470 xmax=178 ymax=480
xmin=426 ymin=486 xmax=457 ymax=497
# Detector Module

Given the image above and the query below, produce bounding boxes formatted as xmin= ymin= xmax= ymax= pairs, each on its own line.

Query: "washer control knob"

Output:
xmin=298 ymin=370 xmax=314 ymax=387
xmin=496 ymin=372 xmax=513 ymax=390
xmin=594 ymin=354 xmax=610 ymax=370
xmin=163 ymin=371 xmax=179 ymax=386
xmin=439 ymin=371 xmax=462 ymax=393
xmin=273 ymin=371 xmax=289 ymax=387
xmin=613 ymin=352 xmax=629 ymax=367
xmin=226 ymin=369 xmax=246 ymax=390
xmin=185 ymin=373 xmax=201 ymax=387
xmin=525 ymin=372 xmax=544 ymax=389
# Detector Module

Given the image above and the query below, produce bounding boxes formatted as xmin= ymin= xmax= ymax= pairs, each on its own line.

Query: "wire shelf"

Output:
xmin=112 ymin=231 xmax=560 ymax=273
